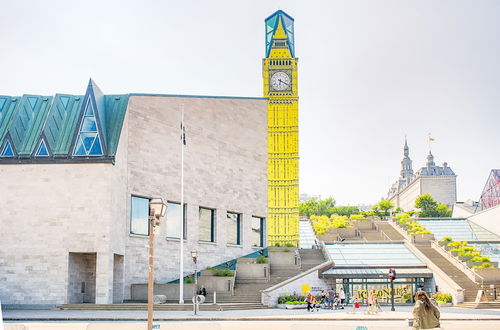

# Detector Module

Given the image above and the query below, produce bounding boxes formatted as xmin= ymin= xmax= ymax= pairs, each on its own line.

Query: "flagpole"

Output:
xmin=179 ymin=104 xmax=185 ymax=304
xmin=428 ymin=133 xmax=431 ymax=152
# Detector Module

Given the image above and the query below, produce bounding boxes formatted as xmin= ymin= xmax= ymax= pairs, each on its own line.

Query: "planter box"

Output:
xmin=438 ymin=241 xmax=450 ymax=247
xmin=450 ymin=250 xmax=460 ymax=257
xmin=329 ymin=227 xmax=357 ymax=238
xmin=131 ymin=283 xmax=195 ymax=301
xmin=199 ymin=273 xmax=235 ymax=294
xmin=466 ymin=261 xmax=484 ymax=268
xmin=437 ymin=302 xmax=453 ymax=307
xmin=285 ymin=304 xmax=307 ymax=309
xmin=457 ymin=255 xmax=473 ymax=262
xmin=473 ymin=268 xmax=500 ymax=281
xmin=354 ymin=220 xmax=373 ymax=230
xmin=412 ymin=233 xmax=435 ymax=243
xmin=269 ymin=251 xmax=298 ymax=266
xmin=236 ymin=262 xmax=270 ymax=281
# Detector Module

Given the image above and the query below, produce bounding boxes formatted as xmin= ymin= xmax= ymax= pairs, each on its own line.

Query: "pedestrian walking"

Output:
xmin=366 ymin=291 xmax=376 ymax=314
xmin=306 ymin=292 xmax=314 ymax=312
xmin=349 ymin=298 xmax=360 ymax=314
xmin=339 ymin=287 xmax=346 ymax=309
xmin=412 ymin=290 xmax=440 ymax=329
xmin=311 ymin=297 xmax=320 ymax=312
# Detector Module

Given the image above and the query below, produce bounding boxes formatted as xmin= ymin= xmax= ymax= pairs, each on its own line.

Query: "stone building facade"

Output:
xmin=0 ymin=81 xmax=268 ymax=305
xmin=387 ymin=140 xmax=457 ymax=211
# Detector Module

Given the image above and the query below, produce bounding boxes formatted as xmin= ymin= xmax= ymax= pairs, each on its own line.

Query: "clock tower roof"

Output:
xmin=265 ymin=10 xmax=295 ymax=58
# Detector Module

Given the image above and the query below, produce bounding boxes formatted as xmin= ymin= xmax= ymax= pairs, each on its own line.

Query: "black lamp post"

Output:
xmin=191 ymin=249 xmax=199 ymax=315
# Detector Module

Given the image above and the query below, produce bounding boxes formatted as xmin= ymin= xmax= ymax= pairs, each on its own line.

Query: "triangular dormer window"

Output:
xmin=1 ymin=140 xmax=14 ymax=157
xmin=35 ymin=139 xmax=50 ymax=157
xmin=73 ymin=99 xmax=103 ymax=156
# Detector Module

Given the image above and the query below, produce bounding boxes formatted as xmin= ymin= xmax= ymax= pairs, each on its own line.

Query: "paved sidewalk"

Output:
xmin=3 ymin=306 xmax=500 ymax=321
xmin=3 ymin=320 xmax=500 ymax=330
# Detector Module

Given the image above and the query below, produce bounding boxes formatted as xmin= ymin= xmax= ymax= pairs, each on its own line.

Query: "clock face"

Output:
xmin=270 ymin=71 xmax=291 ymax=91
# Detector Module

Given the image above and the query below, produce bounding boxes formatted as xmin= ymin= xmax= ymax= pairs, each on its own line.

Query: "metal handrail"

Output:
xmin=380 ymin=230 xmax=392 ymax=241
xmin=231 ymin=267 xmax=237 ymax=296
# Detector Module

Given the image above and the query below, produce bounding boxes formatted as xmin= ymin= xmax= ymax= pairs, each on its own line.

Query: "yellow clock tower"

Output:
xmin=263 ymin=10 xmax=299 ymax=246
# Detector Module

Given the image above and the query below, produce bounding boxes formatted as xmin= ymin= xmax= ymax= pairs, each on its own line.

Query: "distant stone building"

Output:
xmin=387 ymin=140 xmax=457 ymax=211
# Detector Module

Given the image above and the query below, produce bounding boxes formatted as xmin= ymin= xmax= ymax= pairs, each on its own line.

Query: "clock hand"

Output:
xmin=278 ymin=79 xmax=290 ymax=86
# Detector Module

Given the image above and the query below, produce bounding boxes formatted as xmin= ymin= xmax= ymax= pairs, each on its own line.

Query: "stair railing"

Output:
xmin=380 ymin=230 xmax=392 ymax=241
xmin=231 ymin=268 xmax=237 ymax=296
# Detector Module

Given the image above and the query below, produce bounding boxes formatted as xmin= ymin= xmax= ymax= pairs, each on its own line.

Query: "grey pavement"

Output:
xmin=3 ymin=306 xmax=500 ymax=321
xmin=3 ymin=320 xmax=500 ymax=330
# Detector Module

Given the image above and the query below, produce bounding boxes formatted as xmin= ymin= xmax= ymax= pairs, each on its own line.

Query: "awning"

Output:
xmin=321 ymin=267 xmax=433 ymax=279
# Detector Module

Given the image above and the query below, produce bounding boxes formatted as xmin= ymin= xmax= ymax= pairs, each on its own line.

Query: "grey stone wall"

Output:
xmin=122 ymin=96 xmax=267 ymax=300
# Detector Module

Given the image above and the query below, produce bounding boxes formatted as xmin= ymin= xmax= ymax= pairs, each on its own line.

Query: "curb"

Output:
xmin=5 ymin=317 xmax=500 ymax=322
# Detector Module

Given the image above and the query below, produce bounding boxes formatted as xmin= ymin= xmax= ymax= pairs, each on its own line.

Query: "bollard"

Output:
xmin=213 ymin=291 xmax=217 ymax=304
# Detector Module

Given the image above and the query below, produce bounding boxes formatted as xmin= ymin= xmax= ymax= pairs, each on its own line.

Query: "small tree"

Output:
xmin=415 ymin=194 xmax=451 ymax=217
xmin=372 ymin=200 xmax=393 ymax=218
xmin=436 ymin=204 xmax=452 ymax=217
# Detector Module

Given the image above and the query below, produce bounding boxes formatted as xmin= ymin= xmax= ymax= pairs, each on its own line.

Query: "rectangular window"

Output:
xmin=252 ymin=216 xmax=265 ymax=247
xmin=166 ymin=202 xmax=187 ymax=239
xmin=199 ymin=207 xmax=215 ymax=242
xmin=227 ymin=212 xmax=241 ymax=245
xmin=131 ymin=196 xmax=149 ymax=236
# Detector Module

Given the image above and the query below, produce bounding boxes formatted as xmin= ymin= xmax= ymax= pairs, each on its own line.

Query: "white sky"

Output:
xmin=1 ymin=0 xmax=499 ymax=205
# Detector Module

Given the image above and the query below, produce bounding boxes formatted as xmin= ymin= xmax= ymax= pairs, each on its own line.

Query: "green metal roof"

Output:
xmin=0 ymin=79 xmax=129 ymax=162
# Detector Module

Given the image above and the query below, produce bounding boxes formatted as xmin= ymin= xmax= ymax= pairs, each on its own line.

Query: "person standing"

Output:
xmin=412 ymin=290 xmax=440 ymax=329
xmin=327 ymin=288 xmax=335 ymax=309
xmin=339 ymin=287 xmax=346 ymax=309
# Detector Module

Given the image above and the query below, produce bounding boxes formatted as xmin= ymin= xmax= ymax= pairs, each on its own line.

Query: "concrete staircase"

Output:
xmin=376 ymin=222 xmax=405 ymax=241
xmin=299 ymin=249 xmax=325 ymax=271
xmin=213 ymin=249 xmax=326 ymax=305
xmin=415 ymin=244 xmax=482 ymax=303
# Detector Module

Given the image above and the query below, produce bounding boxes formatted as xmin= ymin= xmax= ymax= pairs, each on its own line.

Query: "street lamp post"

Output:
xmin=191 ymin=249 xmax=198 ymax=315
xmin=147 ymin=198 xmax=167 ymax=330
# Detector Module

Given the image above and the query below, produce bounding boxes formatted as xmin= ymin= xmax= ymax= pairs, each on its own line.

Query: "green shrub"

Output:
xmin=274 ymin=242 xmax=281 ymax=247
xmin=350 ymin=214 xmax=365 ymax=219
xmin=448 ymin=241 xmax=467 ymax=247
xmin=331 ymin=216 xmax=350 ymax=228
xmin=283 ymin=248 xmax=291 ymax=252
xmin=212 ymin=269 xmax=233 ymax=276
xmin=415 ymin=230 xmax=431 ymax=235
xmin=458 ymin=251 xmax=480 ymax=257
xmin=284 ymin=301 xmax=307 ymax=305
xmin=449 ymin=248 xmax=461 ymax=252
xmin=459 ymin=246 xmax=475 ymax=252
xmin=285 ymin=242 xmax=295 ymax=247
xmin=472 ymin=263 xmax=492 ymax=269
xmin=394 ymin=214 xmax=410 ymax=220
xmin=432 ymin=293 xmax=452 ymax=303
xmin=270 ymin=249 xmax=277 ymax=253
xmin=441 ymin=236 xmax=452 ymax=242
xmin=185 ymin=277 xmax=193 ymax=284
xmin=256 ymin=255 xmax=267 ymax=264
xmin=470 ymin=256 xmax=490 ymax=262
xmin=277 ymin=294 xmax=305 ymax=304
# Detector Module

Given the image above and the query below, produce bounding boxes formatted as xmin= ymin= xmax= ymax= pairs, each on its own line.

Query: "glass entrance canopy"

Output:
xmin=416 ymin=219 xmax=500 ymax=241
xmin=325 ymin=242 xmax=425 ymax=267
